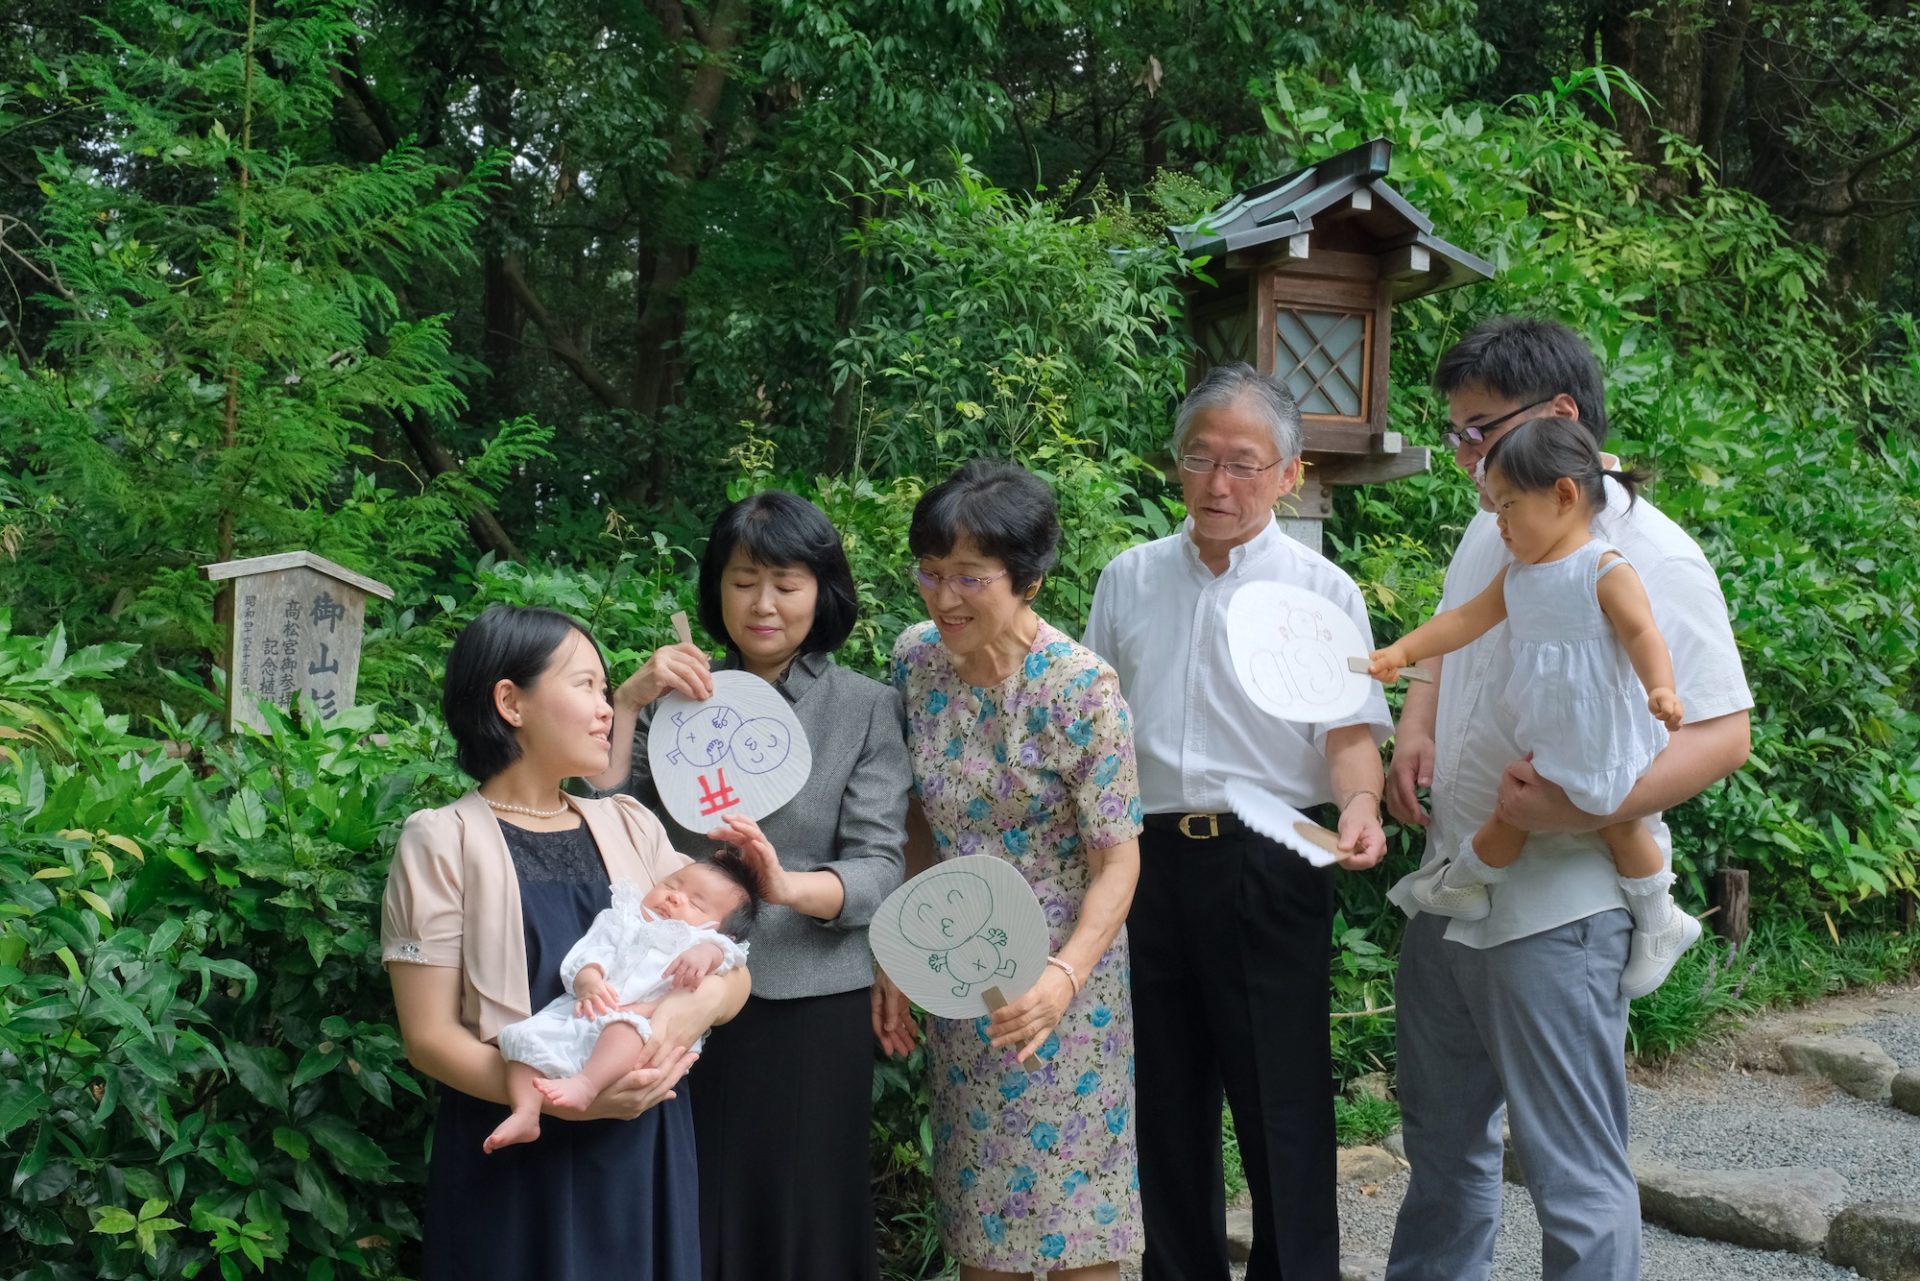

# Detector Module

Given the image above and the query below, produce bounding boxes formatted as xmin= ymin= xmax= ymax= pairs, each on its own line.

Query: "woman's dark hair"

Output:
xmin=697 ymin=491 xmax=857 ymax=657
xmin=1433 ymin=316 xmax=1609 ymax=446
xmin=703 ymin=847 xmax=764 ymax=941
xmin=1483 ymin=416 xmax=1648 ymax=513
xmin=442 ymin=605 xmax=605 ymax=782
xmin=908 ymin=459 xmax=1060 ymax=593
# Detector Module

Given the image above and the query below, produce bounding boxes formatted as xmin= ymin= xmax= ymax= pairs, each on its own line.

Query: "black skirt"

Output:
xmin=421 ymin=822 xmax=700 ymax=1281
xmin=691 ymin=987 xmax=879 ymax=1281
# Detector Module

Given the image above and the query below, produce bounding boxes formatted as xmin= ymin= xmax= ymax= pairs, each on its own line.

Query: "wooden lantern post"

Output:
xmin=201 ymin=551 xmax=394 ymax=732
xmin=1168 ymin=138 xmax=1494 ymax=551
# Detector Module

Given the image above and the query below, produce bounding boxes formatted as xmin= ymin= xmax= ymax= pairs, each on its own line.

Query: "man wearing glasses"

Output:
xmin=1384 ymin=317 xmax=1752 ymax=1280
xmin=1082 ymin=362 xmax=1392 ymax=1281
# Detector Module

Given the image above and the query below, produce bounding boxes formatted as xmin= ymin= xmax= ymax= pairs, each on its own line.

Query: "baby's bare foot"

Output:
xmin=533 ymin=1073 xmax=598 ymax=1111
xmin=484 ymin=1111 xmax=540 ymax=1153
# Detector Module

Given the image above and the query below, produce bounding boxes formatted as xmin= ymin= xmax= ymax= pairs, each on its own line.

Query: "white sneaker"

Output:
xmin=1619 ymin=903 xmax=1702 ymax=999
xmin=1406 ymin=858 xmax=1491 ymax=921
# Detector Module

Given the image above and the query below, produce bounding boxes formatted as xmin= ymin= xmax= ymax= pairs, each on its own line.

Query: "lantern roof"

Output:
xmin=1168 ymin=138 xmax=1492 ymax=301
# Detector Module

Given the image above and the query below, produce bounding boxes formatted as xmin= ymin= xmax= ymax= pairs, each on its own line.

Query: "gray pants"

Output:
xmin=1386 ymin=910 xmax=1639 ymax=1281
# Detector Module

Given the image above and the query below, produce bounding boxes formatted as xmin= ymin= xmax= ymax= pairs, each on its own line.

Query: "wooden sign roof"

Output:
xmin=201 ymin=551 xmax=394 ymax=600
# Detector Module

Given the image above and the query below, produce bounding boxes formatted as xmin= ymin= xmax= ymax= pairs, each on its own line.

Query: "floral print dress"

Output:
xmin=891 ymin=618 xmax=1145 ymax=1271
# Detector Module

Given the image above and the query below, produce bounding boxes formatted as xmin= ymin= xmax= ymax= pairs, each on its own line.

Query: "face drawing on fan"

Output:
xmin=1249 ymin=604 xmax=1345 ymax=708
xmin=727 ymin=716 xmax=791 ymax=774
xmin=666 ymin=705 xmax=793 ymax=775
xmin=897 ymin=870 xmax=1017 ymax=998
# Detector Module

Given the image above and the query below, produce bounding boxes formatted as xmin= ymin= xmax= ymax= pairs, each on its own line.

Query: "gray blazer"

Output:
xmin=615 ymin=651 xmax=910 ymax=1000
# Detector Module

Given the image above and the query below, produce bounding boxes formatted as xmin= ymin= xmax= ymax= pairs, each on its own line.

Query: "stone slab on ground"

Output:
xmin=1635 ymin=1162 xmax=1846 ymax=1254
xmin=1337 ymin=1145 xmax=1403 ymax=1184
xmin=1827 ymin=1201 xmax=1920 ymax=1281
xmin=1892 ymin=1069 xmax=1920 ymax=1117
xmin=1339 ymin=1252 xmax=1387 ymax=1281
xmin=1779 ymin=1033 xmax=1900 ymax=1102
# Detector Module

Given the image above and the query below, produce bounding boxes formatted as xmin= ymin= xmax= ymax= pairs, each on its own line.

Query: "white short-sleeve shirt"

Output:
xmin=1083 ymin=517 xmax=1393 ymax=815
xmin=1386 ymin=479 xmax=1754 ymax=947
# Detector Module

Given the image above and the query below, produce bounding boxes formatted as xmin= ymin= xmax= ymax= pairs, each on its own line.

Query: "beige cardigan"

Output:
xmin=380 ymin=791 xmax=691 ymax=1044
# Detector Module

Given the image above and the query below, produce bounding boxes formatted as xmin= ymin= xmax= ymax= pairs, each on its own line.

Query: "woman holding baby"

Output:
xmin=381 ymin=603 xmax=764 ymax=1281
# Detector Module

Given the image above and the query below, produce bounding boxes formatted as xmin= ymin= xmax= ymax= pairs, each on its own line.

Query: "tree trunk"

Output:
xmin=1596 ymin=0 xmax=1704 ymax=202
xmin=395 ymin=411 xmax=524 ymax=561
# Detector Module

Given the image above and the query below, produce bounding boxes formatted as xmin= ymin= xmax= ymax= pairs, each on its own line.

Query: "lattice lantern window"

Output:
xmin=1274 ymin=305 xmax=1370 ymax=422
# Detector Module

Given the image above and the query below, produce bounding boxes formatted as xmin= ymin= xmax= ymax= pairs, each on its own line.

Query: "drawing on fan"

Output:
xmin=1225 ymin=581 xmax=1372 ymax=724
xmin=647 ymin=669 xmax=812 ymax=832
xmin=1247 ymin=604 xmax=1346 ymax=710
xmin=665 ymin=703 xmax=793 ymax=775
xmin=896 ymin=870 xmax=1017 ymax=998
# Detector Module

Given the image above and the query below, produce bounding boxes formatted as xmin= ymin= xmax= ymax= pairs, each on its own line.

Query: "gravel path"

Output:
xmin=1118 ymin=980 xmax=1920 ymax=1281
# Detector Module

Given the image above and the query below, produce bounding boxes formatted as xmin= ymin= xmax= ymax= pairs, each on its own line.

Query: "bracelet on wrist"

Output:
xmin=1342 ymin=789 xmax=1381 ymax=812
xmin=1045 ymin=956 xmax=1081 ymax=994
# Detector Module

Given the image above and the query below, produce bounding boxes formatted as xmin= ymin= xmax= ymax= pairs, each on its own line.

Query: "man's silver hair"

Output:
xmin=1172 ymin=362 xmax=1304 ymax=461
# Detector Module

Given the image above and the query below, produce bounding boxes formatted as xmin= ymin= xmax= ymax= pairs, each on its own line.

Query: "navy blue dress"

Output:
xmin=421 ymin=820 xmax=701 ymax=1281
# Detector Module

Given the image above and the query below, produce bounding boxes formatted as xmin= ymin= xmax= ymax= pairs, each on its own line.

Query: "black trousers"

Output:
xmin=1132 ymin=822 xmax=1339 ymax=1281
xmin=690 ymin=988 xmax=879 ymax=1281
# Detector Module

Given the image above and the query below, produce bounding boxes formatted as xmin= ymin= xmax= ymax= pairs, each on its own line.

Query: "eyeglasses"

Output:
xmin=1442 ymin=400 xmax=1551 ymax=450
xmin=1177 ymin=454 xmax=1285 ymax=481
xmin=912 ymin=565 xmax=1008 ymax=596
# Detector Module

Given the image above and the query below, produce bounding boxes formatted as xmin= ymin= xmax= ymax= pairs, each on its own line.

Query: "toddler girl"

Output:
xmin=1370 ymin=417 xmax=1699 ymax=998
xmin=485 ymin=853 xmax=760 ymax=1152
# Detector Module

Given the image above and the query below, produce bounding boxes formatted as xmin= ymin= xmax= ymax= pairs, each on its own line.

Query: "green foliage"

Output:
xmin=0 ymin=0 xmax=543 ymax=702
xmin=1334 ymin=1095 xmax=1402 ymax=1148
xmin=6 ymin=3 xmax=1920 ymax=1276
xmin=0 ymin=613 xmax=455 ymax=1279
xmin=830 ymin=154 xmax=1193 ymax=479
xmin=1627 ymin=918 xmax=1920 ymax=1061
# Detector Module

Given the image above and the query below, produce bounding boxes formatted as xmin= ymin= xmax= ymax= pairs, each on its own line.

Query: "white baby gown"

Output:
xmin=496 ymin=880 xmax=747 ymax=1078
xmin=1502 ymin=539 xmax=1670 ymax=817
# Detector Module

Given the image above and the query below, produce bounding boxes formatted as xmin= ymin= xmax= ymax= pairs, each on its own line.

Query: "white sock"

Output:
xmin=1618 ymin=869 xmax=1677 ymax=931
xmin=1446 ymin=842 xmax=1510 ymax=887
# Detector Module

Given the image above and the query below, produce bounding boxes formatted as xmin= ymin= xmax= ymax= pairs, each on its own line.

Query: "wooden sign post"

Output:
xmin=201 ymin=551 xmax=394 ymax=732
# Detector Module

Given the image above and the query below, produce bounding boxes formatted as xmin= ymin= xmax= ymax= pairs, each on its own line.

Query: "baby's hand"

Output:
xmin=573 ymin=965 xmax=623 ymax=1019
xmin=1368 ymin=645 xmax=1412 ymax=685
xmin=663 ymin=941 xmax=726 ymax=991
xmin=1648 ymin=687 xmax=1685 ymax=732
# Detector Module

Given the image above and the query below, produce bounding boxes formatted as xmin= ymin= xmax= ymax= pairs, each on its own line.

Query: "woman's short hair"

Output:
xmin=442 ymin=604 xmax=605 ymax=782
xmin=697 ymin=491 xmax=857 ymax=656
xmin=908 ymin=459 xmax=1060 ymax=593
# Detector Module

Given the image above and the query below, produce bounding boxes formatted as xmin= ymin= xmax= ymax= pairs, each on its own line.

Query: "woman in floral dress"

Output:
xmin=875 ymin=459 xmax=1144 ymax=1280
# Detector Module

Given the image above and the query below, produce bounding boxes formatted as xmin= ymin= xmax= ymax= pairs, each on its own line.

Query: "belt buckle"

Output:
xmin=1177 ymin=812 xmax=1219 ymax=840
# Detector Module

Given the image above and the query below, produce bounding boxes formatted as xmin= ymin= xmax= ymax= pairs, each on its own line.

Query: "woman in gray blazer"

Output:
xmin=589 ymin=491 xmax=910 ymax=1281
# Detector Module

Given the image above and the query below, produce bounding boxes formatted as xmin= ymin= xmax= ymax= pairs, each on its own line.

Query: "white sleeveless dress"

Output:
xmin=1501 ymin=539 xmax=1669 ymax=817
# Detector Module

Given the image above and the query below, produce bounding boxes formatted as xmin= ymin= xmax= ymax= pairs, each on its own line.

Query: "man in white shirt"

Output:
xmin=1083 ymin=364 xmax=1392 ymax=1281
xmin=1383 ymin=318 xmax=1753 ymax=1280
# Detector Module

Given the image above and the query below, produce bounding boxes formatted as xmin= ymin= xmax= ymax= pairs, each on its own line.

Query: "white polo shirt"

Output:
xmin=1083 ymin=517 xmax=1393 ymax=815
xmin=1387 ymin=479 xmax=1754 ymax=947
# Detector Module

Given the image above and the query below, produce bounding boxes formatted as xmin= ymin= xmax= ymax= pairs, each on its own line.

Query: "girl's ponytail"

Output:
xmin=1599 ymin=461 xmax=1650 ymax=509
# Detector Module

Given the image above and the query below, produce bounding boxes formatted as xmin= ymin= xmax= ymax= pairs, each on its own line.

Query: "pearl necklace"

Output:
xmin=483 ymin=794 xmax=569 ymax=819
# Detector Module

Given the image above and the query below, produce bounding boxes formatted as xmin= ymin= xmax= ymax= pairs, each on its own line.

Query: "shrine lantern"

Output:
xmin=1168 ymin=138 xmax=1492 ymax=549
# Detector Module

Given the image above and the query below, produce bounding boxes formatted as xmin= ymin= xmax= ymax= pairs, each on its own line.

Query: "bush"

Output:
xmin=0 ymin=614 xmax=456 ymax=1279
